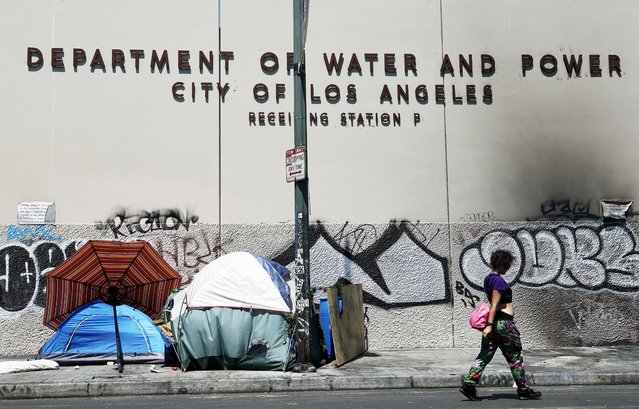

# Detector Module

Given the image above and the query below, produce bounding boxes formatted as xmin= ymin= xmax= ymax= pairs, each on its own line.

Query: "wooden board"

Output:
xmin=326 ymin=284 xmax=366 ymax=367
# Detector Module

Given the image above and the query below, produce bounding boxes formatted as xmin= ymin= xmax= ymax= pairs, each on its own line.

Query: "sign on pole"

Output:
xmin=286 ymin=146 xmax=306 ymax=183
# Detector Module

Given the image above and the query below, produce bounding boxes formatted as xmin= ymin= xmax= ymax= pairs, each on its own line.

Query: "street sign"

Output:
xmin=286 ymin=146 xmax=306 ymax=182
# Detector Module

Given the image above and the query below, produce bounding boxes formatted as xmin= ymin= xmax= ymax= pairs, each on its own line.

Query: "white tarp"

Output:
xmin=0 ymin=359 xmax=59 ymax=374
xmin=180 ymin=252 xmax=291 ymax=313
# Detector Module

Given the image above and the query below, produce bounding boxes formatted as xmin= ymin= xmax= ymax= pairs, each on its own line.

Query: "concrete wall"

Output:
xmin=1 ymin=220 xmax=639 ymax=355
xmin=1 ymin=0 xmax=639 ymax=355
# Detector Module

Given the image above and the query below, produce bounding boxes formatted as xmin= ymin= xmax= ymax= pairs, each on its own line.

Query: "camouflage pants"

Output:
xmin=463 ymin=320 xmax=530 ymax=389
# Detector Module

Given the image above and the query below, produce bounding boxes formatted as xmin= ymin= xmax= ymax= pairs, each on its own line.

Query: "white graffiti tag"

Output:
xmin=460 ymin=225 xmax=639 ymax=292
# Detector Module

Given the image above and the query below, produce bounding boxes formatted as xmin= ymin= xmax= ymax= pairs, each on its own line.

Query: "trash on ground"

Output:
xmin=0 ymin=359 xmax=59 ymax=374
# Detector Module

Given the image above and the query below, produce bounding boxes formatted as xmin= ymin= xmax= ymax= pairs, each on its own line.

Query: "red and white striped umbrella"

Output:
xmin=44 ymin=240 xmax=182 ymax=330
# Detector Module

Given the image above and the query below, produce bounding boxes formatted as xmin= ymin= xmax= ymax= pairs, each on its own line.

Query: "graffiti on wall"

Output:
xmin=0 ymin=229 xmax=224 ymax=314
xmin=455 ymin=280 xmax=480 ymax=308
xmin=94 ymin=207 xmax=220 ymax=276
xmin=1 ymin=218 xmax=447 ymax=313
xmin=459 ymin=211 xmax=495 ymax=223
xmin=527 ymin=199 xmax=597 ymax=221
xmin=0 ymin=240 xmax=84 ymax=313
xmin=152 ymin=232 xmax=230 ymax=276
xmin=6 ymin=225 xmax=62 ymax=245
xmin=95 ymin=208 xmax=199 ymax=238
xmin=460 ymin=224 xmax=639 ymax=292
xmin=272 ymin=221 xmax=450 ymax=308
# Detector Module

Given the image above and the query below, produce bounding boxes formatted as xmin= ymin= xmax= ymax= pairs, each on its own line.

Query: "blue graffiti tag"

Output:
xmin=6 ymin=225 xmax=62 ymax=244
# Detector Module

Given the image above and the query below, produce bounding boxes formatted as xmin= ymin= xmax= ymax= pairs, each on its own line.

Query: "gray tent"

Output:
xmin=168 ymin=252 xmax=295 ymax=371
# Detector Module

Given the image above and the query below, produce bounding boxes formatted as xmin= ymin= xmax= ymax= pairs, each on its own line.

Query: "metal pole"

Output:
xmin=111 ymin=303 xmax=125 ymax=373
xmin=293 ymin=0 xmax=312 ymax=366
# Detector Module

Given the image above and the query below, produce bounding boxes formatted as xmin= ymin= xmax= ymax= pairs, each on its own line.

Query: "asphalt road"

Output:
xmin=3 ymin=385 xmax=638 ymax=409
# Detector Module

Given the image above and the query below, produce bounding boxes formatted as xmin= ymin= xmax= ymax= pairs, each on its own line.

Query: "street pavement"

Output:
xmin=1 ymin=346 xmax=638 ymax=400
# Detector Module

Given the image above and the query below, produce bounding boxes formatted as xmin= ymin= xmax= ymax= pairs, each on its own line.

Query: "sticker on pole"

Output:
xmin=286 ymin=146 xmax=306 ymax=182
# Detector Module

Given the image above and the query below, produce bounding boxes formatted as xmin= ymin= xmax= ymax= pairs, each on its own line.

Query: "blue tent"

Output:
xmin=38 ymin=301 xmax=171 ymax=365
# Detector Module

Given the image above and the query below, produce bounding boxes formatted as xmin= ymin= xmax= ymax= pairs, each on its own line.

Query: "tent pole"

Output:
xmin=112 ymin=303 xmax=125 ymax=373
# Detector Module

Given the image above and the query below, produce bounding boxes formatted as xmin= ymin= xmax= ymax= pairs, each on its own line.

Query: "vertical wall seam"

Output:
xmin=217 ymin=0 xmax=223 ymax=245
xmin=439 ymin=0 xmax=456 ymax=347
xmin=50 ymin=10 xmax=56 ymax=199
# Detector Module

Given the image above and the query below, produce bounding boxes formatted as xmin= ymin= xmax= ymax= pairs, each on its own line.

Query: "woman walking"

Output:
xmin=460 ymin=250 xmax=542 ymax=401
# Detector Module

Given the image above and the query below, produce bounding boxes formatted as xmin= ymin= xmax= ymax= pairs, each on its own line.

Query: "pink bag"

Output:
xmin=469 ymin=303 xmax=490 ymax=330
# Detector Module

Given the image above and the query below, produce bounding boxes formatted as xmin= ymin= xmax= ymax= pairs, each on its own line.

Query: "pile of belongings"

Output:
xmin=166 ymin=252 xmax=295 ymax=371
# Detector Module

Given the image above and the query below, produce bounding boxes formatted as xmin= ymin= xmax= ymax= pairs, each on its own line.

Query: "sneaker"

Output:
xmin=517 ymin=388 xmax=542 ymax=400
xmin=459 ymin=383 xmax=481 ymax=401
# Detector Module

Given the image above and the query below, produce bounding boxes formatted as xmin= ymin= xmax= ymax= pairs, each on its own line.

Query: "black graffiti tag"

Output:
xmin=153 ymin=232 xmax=223 ymax=271
xmin=0 ymin=246 xmax=36 ymax=311
xmin=96 ymin=209 xmax=199 ymax=238
xmin=0 ymin=241 xmax=82 ymax=312
xmin=455 ymin=280 xmax=480 ymax=308
xmin=272 ymin=221 xmax=450 ymax=309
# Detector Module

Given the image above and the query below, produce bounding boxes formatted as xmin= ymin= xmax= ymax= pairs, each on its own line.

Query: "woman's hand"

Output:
xmin=482 ymin=324 xmax=493 ymax=338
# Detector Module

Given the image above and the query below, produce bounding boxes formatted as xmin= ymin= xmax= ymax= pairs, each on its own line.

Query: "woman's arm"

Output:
xmin=482 ymin=290 xmax=502 ymax=337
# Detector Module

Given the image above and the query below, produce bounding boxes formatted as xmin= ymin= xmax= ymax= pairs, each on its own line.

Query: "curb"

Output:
xmin=2 ymin=371 xmax=639 ymax=400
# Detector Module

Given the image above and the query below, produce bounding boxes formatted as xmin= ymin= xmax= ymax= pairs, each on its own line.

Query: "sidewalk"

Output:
xmin=1 ymin=346 xmax=638 ymax=400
